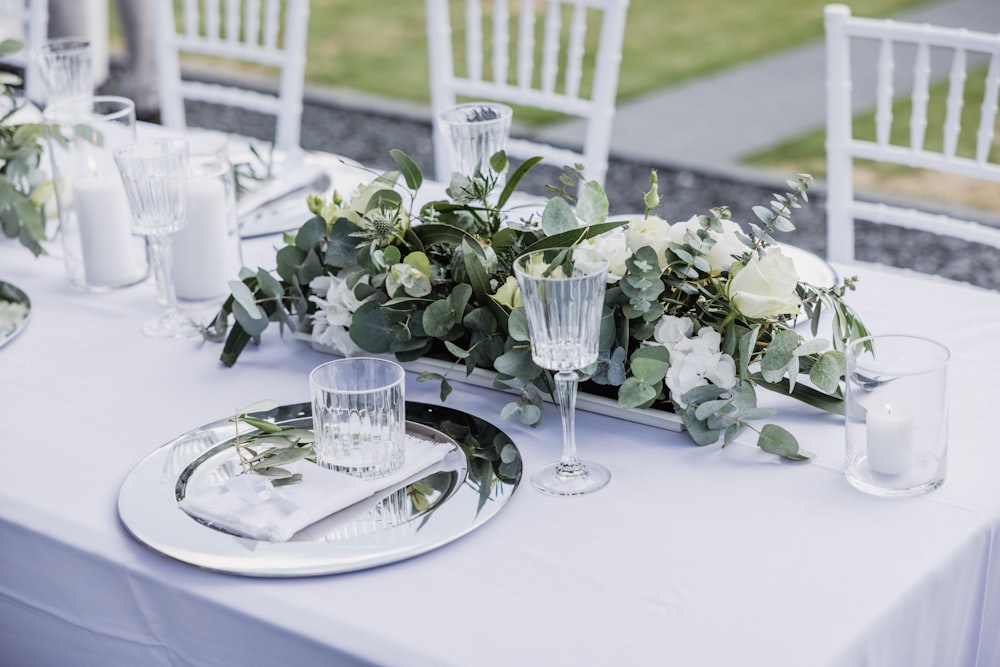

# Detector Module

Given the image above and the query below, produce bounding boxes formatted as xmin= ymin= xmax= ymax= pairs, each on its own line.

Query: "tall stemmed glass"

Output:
xmin=114 ymin=139 xmax=199 ymax=338
xmin=514 ymin=247 xmax=611 ymax=496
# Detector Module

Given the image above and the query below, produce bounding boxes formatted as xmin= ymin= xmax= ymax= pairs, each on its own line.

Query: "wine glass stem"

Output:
xmin=147 ymin=235 xmax=180 ymax=315
xmin=554 ymin=370 xmax=585 ymax=477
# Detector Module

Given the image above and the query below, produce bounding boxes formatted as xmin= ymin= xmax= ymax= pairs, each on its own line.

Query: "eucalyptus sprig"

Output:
xmin=231 ymin=400 xmax=316 ymax=486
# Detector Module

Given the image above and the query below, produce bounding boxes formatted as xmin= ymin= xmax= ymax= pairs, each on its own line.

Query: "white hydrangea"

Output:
xmin=653 ymin=315 xmax=737 ymax=408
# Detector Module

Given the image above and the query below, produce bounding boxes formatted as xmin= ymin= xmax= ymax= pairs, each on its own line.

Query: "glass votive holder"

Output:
xmin=310 ymin=357 xmax=407 ymax=480
xmin=45 ymin=96 xmax=149 ymax=291
xmin=845 ymin=334 xmax=950 ymax=497
xmin=171 ymin=139 xmax=243 ymax=307
xmin=436 ymin=101 xmax=513 ymax=179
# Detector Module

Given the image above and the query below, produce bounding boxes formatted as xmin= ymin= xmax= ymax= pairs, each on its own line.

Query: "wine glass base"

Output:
xmin=142 ymin=311 xmax=201 ymax=338
xmin=532 ymin=460 xmax=610 ymax=497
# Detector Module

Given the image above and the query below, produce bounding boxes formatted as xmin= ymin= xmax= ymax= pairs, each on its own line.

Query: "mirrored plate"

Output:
xmin=777 ymin=243 xmax=837 ymax=288
xmin=118 ymin=402 xmax=522 ymax=577
xmin=0 ymin=281 xmax=31 ymax=349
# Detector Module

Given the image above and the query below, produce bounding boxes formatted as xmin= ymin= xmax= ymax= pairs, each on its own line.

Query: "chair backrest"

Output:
xmin=153 ymin=0 xmax=310 ymax=153
xmin=426 ymin=0 xmax=629 ymax=186
xmin=0 ymin=0 xmax=48 ymax=102
xmin=824 ymin=3 xmax=1000 ymax=264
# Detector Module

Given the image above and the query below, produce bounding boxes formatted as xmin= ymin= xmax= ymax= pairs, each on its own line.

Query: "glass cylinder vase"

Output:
xmin=45 ymin=96 xmax=149 ymax=291
xmin=845 ymin=334 xmax=950 ymax=497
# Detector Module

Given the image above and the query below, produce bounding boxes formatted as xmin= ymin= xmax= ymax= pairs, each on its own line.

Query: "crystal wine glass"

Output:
xmin=514 ymin=247 xmax=611 ymax=496
xmin=114 ymin=139 xmax=199 ymax=338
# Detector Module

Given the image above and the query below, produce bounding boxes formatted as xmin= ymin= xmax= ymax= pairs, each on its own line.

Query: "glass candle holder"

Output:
xmin=38 ymin=36 xmax=93 ymax=108
xmin=845 ymin=334 xmax=950 ymax=497
xmin=172 ymin=139 xmax=243 ymax=307
xmin=45 ymin=96 xmax=149 ymax=291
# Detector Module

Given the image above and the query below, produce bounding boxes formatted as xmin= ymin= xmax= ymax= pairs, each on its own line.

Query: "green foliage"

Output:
xmin=210 ymin=151 xmax=870 ymax=462
xmin=0 ymin=40 xmax=50 ymax=256
xmin=230 ymin=400 xmax=316 ymax=486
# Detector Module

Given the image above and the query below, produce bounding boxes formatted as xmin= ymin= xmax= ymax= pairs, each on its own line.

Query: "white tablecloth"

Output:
xmin=2 ymin=213 xmax=999 ymax=666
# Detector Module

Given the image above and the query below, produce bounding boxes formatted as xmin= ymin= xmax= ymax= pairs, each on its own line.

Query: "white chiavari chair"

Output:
xmin=0 ymin=0 xmax=47 ymax=103
xmin=426 ymin=0 xmax=629 ymax=186
xmin=153 ymin=0 xmax=310 ymax=152
xmin=825 ymin=3 xmax=1000 ymax=265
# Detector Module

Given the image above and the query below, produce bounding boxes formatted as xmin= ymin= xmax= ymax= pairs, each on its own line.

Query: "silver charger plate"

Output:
xmin=118 ymin=401 xmax=522 ymax=577
xmin=0 ymin=280 xmax=31 ymax=349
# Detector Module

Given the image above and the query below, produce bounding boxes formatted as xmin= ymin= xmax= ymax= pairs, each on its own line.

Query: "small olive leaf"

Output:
xmin=576 ymin=180 xmax=609 ymax=227
xmin=271 ymin=474 xmax=304 ymax=487
xmin=390 ymin=149 xmax=422 ymax=190
xmin=238 ymin=416 xmax=285 ymax=434
xmin=416 ymin=371 xmax=444 ymax=383
xmin=439 ymin=377 xmax=453 ymax=401
xmin=271 ymin=428 xmax=315 ymax=443
xmin=760 ymin=330 xmax=800 ymax=382
xmin=229 ymin=280 xmax=265 ymax=320
xmin=489 ymin=150 xmax=508 ymax=174
xmin=540 ymin=196 xmax=578 ymax=236
xmin=251 ymin=446 xmax=311 ymax=468
xmin=810 ymin=350 xmax=846 ymax=394
xmin=757 ymin=424 xmax=810 ymax=460
xmin=252 ymin=465 xmax=294 ymax=478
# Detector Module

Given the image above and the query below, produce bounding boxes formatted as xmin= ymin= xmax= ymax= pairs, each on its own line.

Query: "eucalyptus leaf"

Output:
xmin=540 ymin=196 xmax=578 ymax=236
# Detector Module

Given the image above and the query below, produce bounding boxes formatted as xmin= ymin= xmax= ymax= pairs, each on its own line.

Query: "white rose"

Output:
xmin=581 ymin=228 xmax=630 ymax=282
xmin=727 ymin=248 xmax=802 ymax=319
xmin=492 ymin=276 xmax=522 ymax=309
xmin=667 ymin=215 xmax=746 ymax=273
xmin=624 ymin=214 xmax=672 ymax=268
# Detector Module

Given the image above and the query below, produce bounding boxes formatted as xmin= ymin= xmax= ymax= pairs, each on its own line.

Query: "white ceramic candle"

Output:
xmin=72 ymin=178 xmax=140 ymax=287
xmin=866 ymin=403 xmax=914 ymax=475
xmin=172 ymin=178 xmax=232 ymax=301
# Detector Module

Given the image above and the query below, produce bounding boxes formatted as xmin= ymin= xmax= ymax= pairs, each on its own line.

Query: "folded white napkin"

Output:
xmin=179 ymin=435 xmax=455 ymax=542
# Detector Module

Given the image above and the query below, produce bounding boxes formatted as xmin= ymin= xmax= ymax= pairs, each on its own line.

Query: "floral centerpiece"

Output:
xmin=0 ymin=39 xmax=50 ymax=256
xmin=209 ymin=150 xmax=868 ymax=460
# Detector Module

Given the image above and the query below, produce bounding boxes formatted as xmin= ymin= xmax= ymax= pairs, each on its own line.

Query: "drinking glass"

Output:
xmin=113 ymin=139 xmax=199 ymax=338
xmin=514 ymin=247 xmax=611 ymax=496
xmin=436 ymin=102 xmax=513 ymax=179
xmin=310 ymin=357 xmax=407 ymax=479
xmin=37 ymin=37 xmax=93 ymax=108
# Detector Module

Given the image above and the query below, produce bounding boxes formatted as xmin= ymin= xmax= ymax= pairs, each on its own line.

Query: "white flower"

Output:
xmin=492 ymin=276 xmax=522 ymax=309
xmin=663 ymin=327 xmax=737 ymax=408
xmin=580 ymin=227 xmax=629 ymax=282
xmin=308 ymin=274 xmax=370 ymax=355
xmin=0 ymin=300 xmax=28 ymax=335
xmin=624 ymin=214 xmax=672 ymax=268
xmin=653 ymin=315 xmax=694 ymax=348
xmin=727 ymin=247 xmax=802 ymax=319
xmin=667 ymin=215 xmax=746 ymax=273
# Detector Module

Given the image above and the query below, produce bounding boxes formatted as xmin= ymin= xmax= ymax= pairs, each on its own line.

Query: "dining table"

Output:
xmin=1 ymin=146 xmax=999 ymax=667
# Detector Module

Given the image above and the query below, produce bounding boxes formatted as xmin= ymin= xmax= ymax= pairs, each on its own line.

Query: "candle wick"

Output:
xmin=885 ymin=403 xmax=893 ymax=415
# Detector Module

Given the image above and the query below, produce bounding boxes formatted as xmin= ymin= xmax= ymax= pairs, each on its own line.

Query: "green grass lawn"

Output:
xmin=745 ymin=65 xmax=1000 ymax=212
xmin=303 ymin=0 xmax=931 ymax=115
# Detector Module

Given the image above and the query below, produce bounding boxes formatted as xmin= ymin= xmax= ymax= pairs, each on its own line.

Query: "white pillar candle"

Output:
xmin=866 ymin=403 xmax=914 ymax=475
xmin=172 ymin=178 xmax=233 ymax=301
xmin=72 ymin=178 xmax=140 ymax=287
